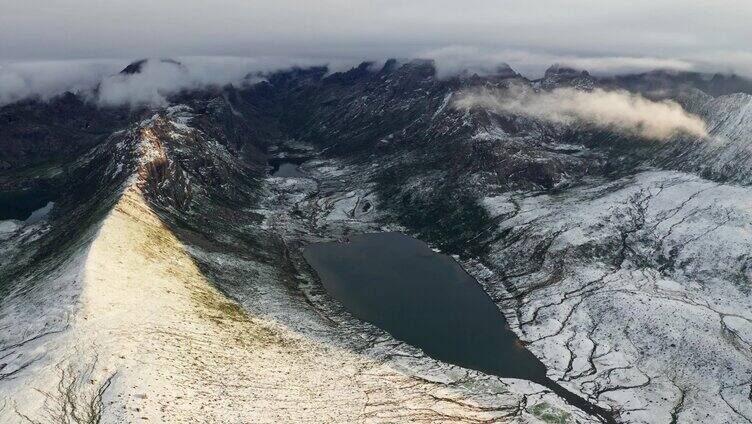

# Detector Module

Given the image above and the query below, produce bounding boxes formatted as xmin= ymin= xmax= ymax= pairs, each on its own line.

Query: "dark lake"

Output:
xmin=269 ymin=158 xmax=307 ymax=178
xmin=303 ymin=232 xmax=614 ymax=423
xmin=0 ymin=189 xmax=53 ymax=221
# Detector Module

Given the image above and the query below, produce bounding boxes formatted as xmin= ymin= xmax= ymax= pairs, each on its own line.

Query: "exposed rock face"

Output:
xmin=0 ymin=93 xmax=138 ymax=171
xmin=1 ymin=61 xmax=752 ymax=423
xmin=539 ymin=64 xmax=595 ymax=90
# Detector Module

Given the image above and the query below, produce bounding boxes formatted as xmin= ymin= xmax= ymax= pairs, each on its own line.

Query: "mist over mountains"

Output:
xmin=4 ymin=56 xmax=752 ymax=110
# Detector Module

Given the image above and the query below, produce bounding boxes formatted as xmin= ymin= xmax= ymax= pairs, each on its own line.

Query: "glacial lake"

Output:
xmin=0 ymin=188 xmax=53 ymax=221
xmin=270 ymin=158 xmax=307 ymax=178
xmin=303 ymin=232 xmax=615 ymax=423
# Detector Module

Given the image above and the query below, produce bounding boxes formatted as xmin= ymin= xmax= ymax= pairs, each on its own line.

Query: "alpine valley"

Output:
xmin=2 ymin=59 xmax=752 ymax=424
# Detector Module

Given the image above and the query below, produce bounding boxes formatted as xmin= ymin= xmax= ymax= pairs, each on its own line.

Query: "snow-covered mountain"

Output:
xmin=2 ymin=59 xmax=752 ymax=423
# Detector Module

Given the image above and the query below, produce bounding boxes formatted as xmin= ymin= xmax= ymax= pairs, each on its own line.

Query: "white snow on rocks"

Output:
xmin=477 ymin=169 xmax=752 ymax=423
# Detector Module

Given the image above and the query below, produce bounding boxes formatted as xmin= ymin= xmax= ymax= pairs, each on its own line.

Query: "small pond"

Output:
xmin=269 ymin=158 xmax=308 ymax=178
xmin=0 ymin=188 xmax=54 ymax=222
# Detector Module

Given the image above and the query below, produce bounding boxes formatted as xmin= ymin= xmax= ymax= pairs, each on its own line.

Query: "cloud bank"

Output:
xmin=0 ymin=57 xmax=356 ymax=108
xmin=0 ymin=60 xmax=126 ymax=106
xmin=454 ymin=86 xmax=708 ymax=140
xmin=4 ymin=0 xmax=752 ymax=109
xmin=424 ymin=46 xmax=697 ymax=79
xmin=96 ymin=57 xmax=296 ymax=107
xmin=2 ymin=1 xmax=752 ymax=78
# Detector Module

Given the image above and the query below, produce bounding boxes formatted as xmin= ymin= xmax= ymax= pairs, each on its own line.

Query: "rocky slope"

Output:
xmin=1 ymin=59 xmax=752 ymax=423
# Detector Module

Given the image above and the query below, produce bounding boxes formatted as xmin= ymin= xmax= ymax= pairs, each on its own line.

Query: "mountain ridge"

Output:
xmin=3 ymin=58 xmax=752 ymax=423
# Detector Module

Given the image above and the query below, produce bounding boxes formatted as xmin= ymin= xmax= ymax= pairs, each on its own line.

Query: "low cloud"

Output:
xmin=0 ymin=52 xmax=744 ymax=116
xmin=688 ymin=51 xmax=752 ymax=77
xmin=95 ymin=57 xmax=261 ymax=107
xmin=422 ymin=45 xmax=697 ymax=79
xmin=454 ymin=86 xmax=708 ymax=140
xmin=559 ymin=57 xmax=695 ymax=75
xmin=0 ymin=56 xmax=352 ymax=108
xmin=0 ymin=60 xmax=126 ymax=106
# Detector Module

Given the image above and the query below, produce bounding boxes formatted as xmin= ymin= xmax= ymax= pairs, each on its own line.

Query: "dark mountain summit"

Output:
xmin=605 ymin=69 xmax=752 ymax=97
xmin=119 ymin=58 xmax=184 ymax=74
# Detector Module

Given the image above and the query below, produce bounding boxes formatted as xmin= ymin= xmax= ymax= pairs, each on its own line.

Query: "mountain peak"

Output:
xmin=120 ymin=58 xmax=184 ymax=75
xmin=544 ymin=63 xmax=589 ymax=78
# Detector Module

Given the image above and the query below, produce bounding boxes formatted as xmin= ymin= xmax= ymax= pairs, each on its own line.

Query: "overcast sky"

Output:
xmin=2 ymin=0 xmax=752 ymax=77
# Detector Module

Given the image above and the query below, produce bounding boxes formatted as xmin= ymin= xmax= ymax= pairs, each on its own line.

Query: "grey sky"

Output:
xmin=2 ymin=0 xmax=752 ymax=76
